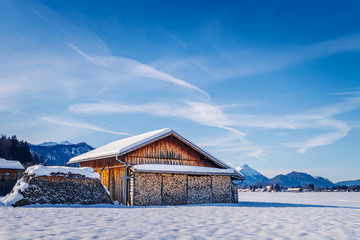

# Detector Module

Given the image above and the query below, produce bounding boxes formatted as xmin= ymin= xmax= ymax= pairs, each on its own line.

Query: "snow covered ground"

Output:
xmin=0 ymin=192 xmax=359 ymax=239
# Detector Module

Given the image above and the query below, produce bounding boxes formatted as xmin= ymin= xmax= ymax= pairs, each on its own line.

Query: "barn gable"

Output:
xmin=69 ymin=128 xmax=240 ymax=174
xmin=123 ymin=135 xmax=222 ymax=168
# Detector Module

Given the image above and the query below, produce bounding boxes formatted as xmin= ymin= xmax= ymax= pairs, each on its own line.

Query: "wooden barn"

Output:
xmin=0 ymin=158 xmax=24 ymax=196
xmin=68 ymin=128 xmax=244 ymax=206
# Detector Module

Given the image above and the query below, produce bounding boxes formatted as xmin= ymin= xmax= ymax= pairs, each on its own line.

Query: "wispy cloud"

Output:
xmin=68 ymin=44 xmax=208 ymax=96
xmin=191 ymin=34 xmax=360 ymax=79
xmin=69 ymin=96 xmax=360 ymax=153
xmin=38 ymin=116 xmax=131 ymax=136
xmin=248 ymin=149 xmax=266 ymax=161
xmin=158 ymin=27 xmax=188 ymax=48
xmin=283 ymin=119 xmax=350 ymax=153
xmin=229 ymin=97 xmax=360 ymax=152
xmin=69 ymin=100 xmax=247 ymax=142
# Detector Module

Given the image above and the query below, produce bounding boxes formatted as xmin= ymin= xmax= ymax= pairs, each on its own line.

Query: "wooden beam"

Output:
xmin=160 ymin=175 xmax=163 ymax=205
xmin=210 ymin=176 xmax=213 ymax=203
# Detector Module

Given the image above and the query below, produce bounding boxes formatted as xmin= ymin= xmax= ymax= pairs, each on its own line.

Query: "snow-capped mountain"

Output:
xmin=234 ymin=164 xmax=336 ymax=188
xmin=29 ymin=142 xmax=94 ymax=166
xmin=335 ymin=179 xmax=360 ymax=186
xmin=269 ymin=171 xmax=334 ymax=188
xmin=37 ymin=141 xmax=74 ymax=147
xmin=235 ymin=164 xmax=269 ymax=186
xmin=37 ymin=142 xmax=59 ymax=147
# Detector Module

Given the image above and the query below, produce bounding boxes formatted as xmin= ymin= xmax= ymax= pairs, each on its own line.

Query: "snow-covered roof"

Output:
xmin=68 ymin=128 xmax=244 ymax=179
xmin=68 ymin=128 xmax=224 ymax=167
xmin=25 ymin=165 xmax=99 ymax=178
xmin=0 ymin=158 xmax=24 ymax=170
xmin=69 ymin=128 xmax=172 ymax=164
xmin=132 ymin=164 xmax=235 ymax=175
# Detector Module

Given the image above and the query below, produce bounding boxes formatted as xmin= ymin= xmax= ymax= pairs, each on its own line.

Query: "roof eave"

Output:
xmin=0 ymin=167 xmax=24 ymax=170
xmin=68 ymin=153 xmax=119 ymax=164
xmin=131 ymin=169 xmax=235 ymax=176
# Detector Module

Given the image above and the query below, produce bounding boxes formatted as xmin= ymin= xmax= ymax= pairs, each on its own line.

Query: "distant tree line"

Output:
xmin=0 ymin=135 xmax=40 ymax=167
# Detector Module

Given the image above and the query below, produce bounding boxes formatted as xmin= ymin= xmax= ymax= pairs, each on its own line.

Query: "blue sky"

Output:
xmin=1 ymin=0 xmax=359 ymax=181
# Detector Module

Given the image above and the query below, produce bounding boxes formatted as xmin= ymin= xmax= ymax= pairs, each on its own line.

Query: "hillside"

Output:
xmin=29 ymin=142 xmax=94 ymax=166
xmin=269 ymin=171 xmax=334 ymax=188
xmin=336 ymin=179 xmax=360 ymax=186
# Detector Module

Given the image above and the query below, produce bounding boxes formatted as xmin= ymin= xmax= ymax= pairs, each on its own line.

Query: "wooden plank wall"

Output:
xmin=124 ymin=136 xmax=221 ymax=168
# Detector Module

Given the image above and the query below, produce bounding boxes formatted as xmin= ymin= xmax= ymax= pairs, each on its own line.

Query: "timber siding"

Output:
xmin=133 ymin=172 xmax=233 ymax=206
xmin=125 ymin=136 xmax=220 ymax=168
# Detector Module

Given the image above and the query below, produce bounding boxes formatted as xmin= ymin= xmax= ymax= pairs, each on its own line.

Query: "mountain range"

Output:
xmin=29 ymin=142 xmax=94 ymax=166
xmin=236 ymin=164 xmax=359 ymax=188
xmin=335 ymin=179 xmax=360 ymax=186
xmin=28 ymin=141 xmax=358 ymax=188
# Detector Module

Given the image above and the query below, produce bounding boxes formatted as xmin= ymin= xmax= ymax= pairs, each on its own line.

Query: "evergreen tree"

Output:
xmin=0 ymin=134 xmax=39 ymax=165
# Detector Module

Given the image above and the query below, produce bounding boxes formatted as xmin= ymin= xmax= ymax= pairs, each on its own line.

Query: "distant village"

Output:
xmin=238 ymin=184 xmax=360 ymax=192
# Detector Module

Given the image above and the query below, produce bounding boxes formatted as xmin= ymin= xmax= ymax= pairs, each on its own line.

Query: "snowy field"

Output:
xmin=0 ymin=192 xmax=359 ymax=239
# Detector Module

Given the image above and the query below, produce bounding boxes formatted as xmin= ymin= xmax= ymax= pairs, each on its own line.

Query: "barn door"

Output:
xmin=118 ymin=168 xmax=133 ymax=205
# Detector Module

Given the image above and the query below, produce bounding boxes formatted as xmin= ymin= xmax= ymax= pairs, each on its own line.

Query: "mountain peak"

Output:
xmin=37 ymin=142 xmax=59 ymax=147
xmin=236 ymin=164 xmax=263 ymax=177
xmin=235 ymin=164 xmax=269 ymax=186
xmin=270 ymin=171 xmax=334 ymax=188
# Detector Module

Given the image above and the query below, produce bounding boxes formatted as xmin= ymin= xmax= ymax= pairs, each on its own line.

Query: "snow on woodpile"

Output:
xmin=25 ymin=165 xmax=99 ymax=178
xmin=1 ymin=165 xmax=112 ymax=207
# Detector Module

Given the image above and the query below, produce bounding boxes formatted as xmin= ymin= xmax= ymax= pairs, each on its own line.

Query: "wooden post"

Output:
xmin=229 ymin=176 xmax=232 ymax=203
xmin=186 ymin=175 xmax=188 ymax=204
xmin=119 ymin=171 xmax=122 ymax=204
xmin=160 ymin=175 xmax=163 ymax=205
xmin=210 ymin=175 xmax=213 ymax=203
xmin=132 ymin=172 xmax=135 ymax=206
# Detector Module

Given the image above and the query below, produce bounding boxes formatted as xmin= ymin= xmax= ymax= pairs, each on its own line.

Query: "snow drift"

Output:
xmin=1 ymin=165 xmax=112 ymax=207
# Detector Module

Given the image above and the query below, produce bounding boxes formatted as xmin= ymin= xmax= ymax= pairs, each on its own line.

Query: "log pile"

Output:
xmin=187 ymin=175 xmax=212 ymax=204
xmin=162 ymin=174 xmax=187 ymax=205
xmin=133 ymin=173 xmax=234 ymax=206
xmin=134 ymin=173 xmax=162 ymax=206
xmin=5 ymin=171 xmax=113 ymax=207
xmin=212 ymin=175 xmax=231 ymax=203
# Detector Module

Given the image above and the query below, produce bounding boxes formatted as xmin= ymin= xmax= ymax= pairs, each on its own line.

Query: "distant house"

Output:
xmin=68 ymin=128 xmax=244 ymax=206
xmin=286 ymin=188 xmax=301 ymax=193
xmin=0 ymin=158 xmax=24 ymax=195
